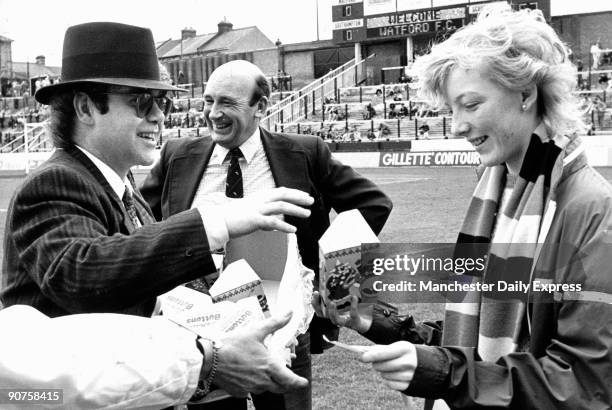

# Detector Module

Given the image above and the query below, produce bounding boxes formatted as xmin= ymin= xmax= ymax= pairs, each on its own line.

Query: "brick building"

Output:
xmin=156 ymin=1 xmax=559 ymax=92
xmin=156 ymin=20 xmax=277 ymax=88
xmin=156 ymin=20 xmax=358 ymax=90
xmin=0 ymin=35 xmax=14 ymax=96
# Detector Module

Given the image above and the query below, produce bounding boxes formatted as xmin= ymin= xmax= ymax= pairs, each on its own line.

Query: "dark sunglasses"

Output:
xmin=102 ymin=92 xmax=173 ymax=118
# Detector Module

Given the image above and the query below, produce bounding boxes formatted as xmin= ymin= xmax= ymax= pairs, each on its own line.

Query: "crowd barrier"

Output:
xmin=2 ymin=135 xmax=611 ymax=174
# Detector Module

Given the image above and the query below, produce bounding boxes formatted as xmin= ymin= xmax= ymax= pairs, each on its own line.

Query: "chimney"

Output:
xmin=181 ymin=27 xmax=196 ymax=41
xmin=217 ymin=18 xmax=233 ymax=34
xmin=35 ymin=55 xmax=46 ymax=65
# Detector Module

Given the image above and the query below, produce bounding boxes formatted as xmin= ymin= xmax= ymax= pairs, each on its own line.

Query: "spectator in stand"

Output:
xmin=197 ymin=113 xmax=205 ymax=127
xmin=371 ymin=88 xmax=384 ymax=113
xmin=593 ymin=95 xmax=607 ymax=130
xmin=417 ymin=122 xmax=430 ymax=139
xmin=181 ymin=113 xmax=190 ymax=128
xmin=351 ymin=124 xmax=361 ymax=141
xmin=362 ymin=102 xmax=375 ymax=120
xmin=327 ymin=124 xmax=339 ymax=140
xmin=366 ymin=129 xmax=376 ymax=140
xmin=398 ymin=72 xmax=411 ymax=83
xmin=591 ymin=40 xmax=602 ymax=70
xmin=392 ymin=86 xmax=404 ymax=101
xmin=388 ymin=103 xmax=401 ymax=119
xmin=342 ymin=124 xmax=360 ymax=142
xmin=376 ymin=122 xmax=391 ymax=139
xmin=339 ymin=128 xmax=351 ymax=141
xmin=325 ymin=97 xmax=339 ymax=122
xmin=598 ymin=72 xmax=610 ymax=91
xmin=315 ymin=124 xmax=325 ymax=139
xmin=363 ymin=89 xmax=384 ymax=120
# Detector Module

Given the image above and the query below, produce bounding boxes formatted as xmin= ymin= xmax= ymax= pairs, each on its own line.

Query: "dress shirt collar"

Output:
xmin=209 ymin=127 xmax=261 ymax=166
xmin=75 ymin=145 xmax=130 ymax=200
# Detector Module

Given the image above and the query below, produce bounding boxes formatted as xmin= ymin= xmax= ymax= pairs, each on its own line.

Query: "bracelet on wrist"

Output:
xmin=189 ymin=338 xmax=220 ymax=403
xmin=202 ymin=338 xmax=219 ymax=395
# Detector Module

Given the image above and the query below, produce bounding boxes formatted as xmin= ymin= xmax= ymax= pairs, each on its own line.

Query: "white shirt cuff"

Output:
xmin=197 ymin=204 xmax=230 ymax=253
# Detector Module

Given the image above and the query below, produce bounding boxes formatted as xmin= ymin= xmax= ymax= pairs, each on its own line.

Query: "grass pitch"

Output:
xmin=1 ymin=166 xmax=611 ymax=409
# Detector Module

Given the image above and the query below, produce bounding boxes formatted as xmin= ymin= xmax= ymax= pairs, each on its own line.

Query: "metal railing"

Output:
xmin=277 ymin=116 xmax=451 ymax=141
xmin=261 ymin=54 xmax=375 ymax=131
xmin=0 ymin=122 xmax=49 ymax=155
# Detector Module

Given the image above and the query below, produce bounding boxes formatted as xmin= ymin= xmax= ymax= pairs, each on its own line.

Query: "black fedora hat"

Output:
xmin=35 ymin=22 xmax=184 ymax=104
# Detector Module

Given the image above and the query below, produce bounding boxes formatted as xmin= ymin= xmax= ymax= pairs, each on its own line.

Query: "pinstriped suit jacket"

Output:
xmin=1 ymin=145 xmax=216 ymax=317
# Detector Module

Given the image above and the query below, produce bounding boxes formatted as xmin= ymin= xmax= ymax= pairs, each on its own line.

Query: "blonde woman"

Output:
xmin=314 ymin=7 xmax=612 ymax=409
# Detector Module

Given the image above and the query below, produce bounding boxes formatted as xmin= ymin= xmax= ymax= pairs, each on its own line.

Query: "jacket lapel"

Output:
xmin=260 ymin=127 xmax=310 ymax=192
xmin=166 ymin=137 xmax=215 ymax=215
xmin=260 ymin=128 xmax=311 ymax=230
xmin=64 ymin=145 xmax=124 ymax=209
xmin=63 ymin=145 xmax=134 ymax=231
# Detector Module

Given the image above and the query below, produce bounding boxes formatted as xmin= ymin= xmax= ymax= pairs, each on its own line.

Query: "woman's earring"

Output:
xmin=521 ymin=103 xmax=527 ymax=111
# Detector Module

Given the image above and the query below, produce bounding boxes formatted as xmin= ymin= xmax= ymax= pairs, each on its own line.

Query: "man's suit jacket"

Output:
xmin=141 ymin=128 xmax=393 ymax=352
xmin=1 ymin=145 xmax=217 ymax=317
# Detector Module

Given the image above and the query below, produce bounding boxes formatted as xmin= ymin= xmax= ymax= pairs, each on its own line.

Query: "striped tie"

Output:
xmin=122 ymin=188 xmax=142 ymax=228
xmin=225 ymin=148 xmax=244 ymax=198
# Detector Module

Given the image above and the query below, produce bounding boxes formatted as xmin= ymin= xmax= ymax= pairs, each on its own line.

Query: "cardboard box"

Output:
xmin=209 ymin=259 xmax=270 ymax=316
xmin=159 ymin=232 xmax=315 ymax=403
xmin=224 ymin=232 xmax=315 ymax=358
xmin=318 ymin=209 xmax=381 ymax=311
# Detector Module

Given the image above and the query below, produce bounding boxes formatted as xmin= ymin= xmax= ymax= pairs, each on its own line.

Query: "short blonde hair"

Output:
xmin=413 ymin=7 xmax=585 ymax=136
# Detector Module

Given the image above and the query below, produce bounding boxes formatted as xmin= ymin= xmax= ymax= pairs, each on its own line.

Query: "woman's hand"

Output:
xmin=311 ymin=291 xmax=373 ymax=333
xmin=359 ymin=341 xmax=417 ymax=391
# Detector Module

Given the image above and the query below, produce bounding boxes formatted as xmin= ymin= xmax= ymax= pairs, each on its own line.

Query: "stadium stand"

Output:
xmin=2 ymin=60 xmax=610 ymax=155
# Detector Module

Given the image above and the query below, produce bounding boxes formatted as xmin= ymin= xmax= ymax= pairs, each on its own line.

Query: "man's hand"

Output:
xmin=359 ymin=341 xmax=417 ymax=391
xmin=311 ymin=291 xmax=373 ymax=334
xmin=213 ymin=311 xmax=309 ymax=397
xmin=223 ymin=188 xmax=313 ymax=238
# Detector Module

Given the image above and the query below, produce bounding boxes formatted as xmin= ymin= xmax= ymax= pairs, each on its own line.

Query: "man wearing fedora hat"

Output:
xmin=1 ymin=22 xmax=311 ymax=403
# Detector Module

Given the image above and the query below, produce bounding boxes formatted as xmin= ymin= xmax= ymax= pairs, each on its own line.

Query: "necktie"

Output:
xmin=225 ymin=148 xmax=244 ymax=198
xmin=122 ymin=187 xmax=142 ymax=228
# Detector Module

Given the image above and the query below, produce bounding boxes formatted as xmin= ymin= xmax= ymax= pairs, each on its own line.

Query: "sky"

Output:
xmin=1 ymin=0 xmax=611 ymax=67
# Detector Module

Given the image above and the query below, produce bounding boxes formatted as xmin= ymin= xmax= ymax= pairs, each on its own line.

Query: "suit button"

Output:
xmin=185 ymin=248 xmax=193 ymax=257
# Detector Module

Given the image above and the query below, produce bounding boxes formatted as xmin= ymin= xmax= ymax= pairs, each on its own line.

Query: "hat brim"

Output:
xmin=35 ymin=78 xmax=187 ymax=104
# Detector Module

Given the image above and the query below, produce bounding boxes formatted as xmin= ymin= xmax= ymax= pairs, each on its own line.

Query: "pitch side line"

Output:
xmin=375 ymin=177 xmax=429 ymax=186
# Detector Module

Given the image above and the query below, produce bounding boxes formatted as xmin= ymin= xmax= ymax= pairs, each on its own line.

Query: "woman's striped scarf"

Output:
xmin=442 ymin=124 xmax=583 ymax=361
